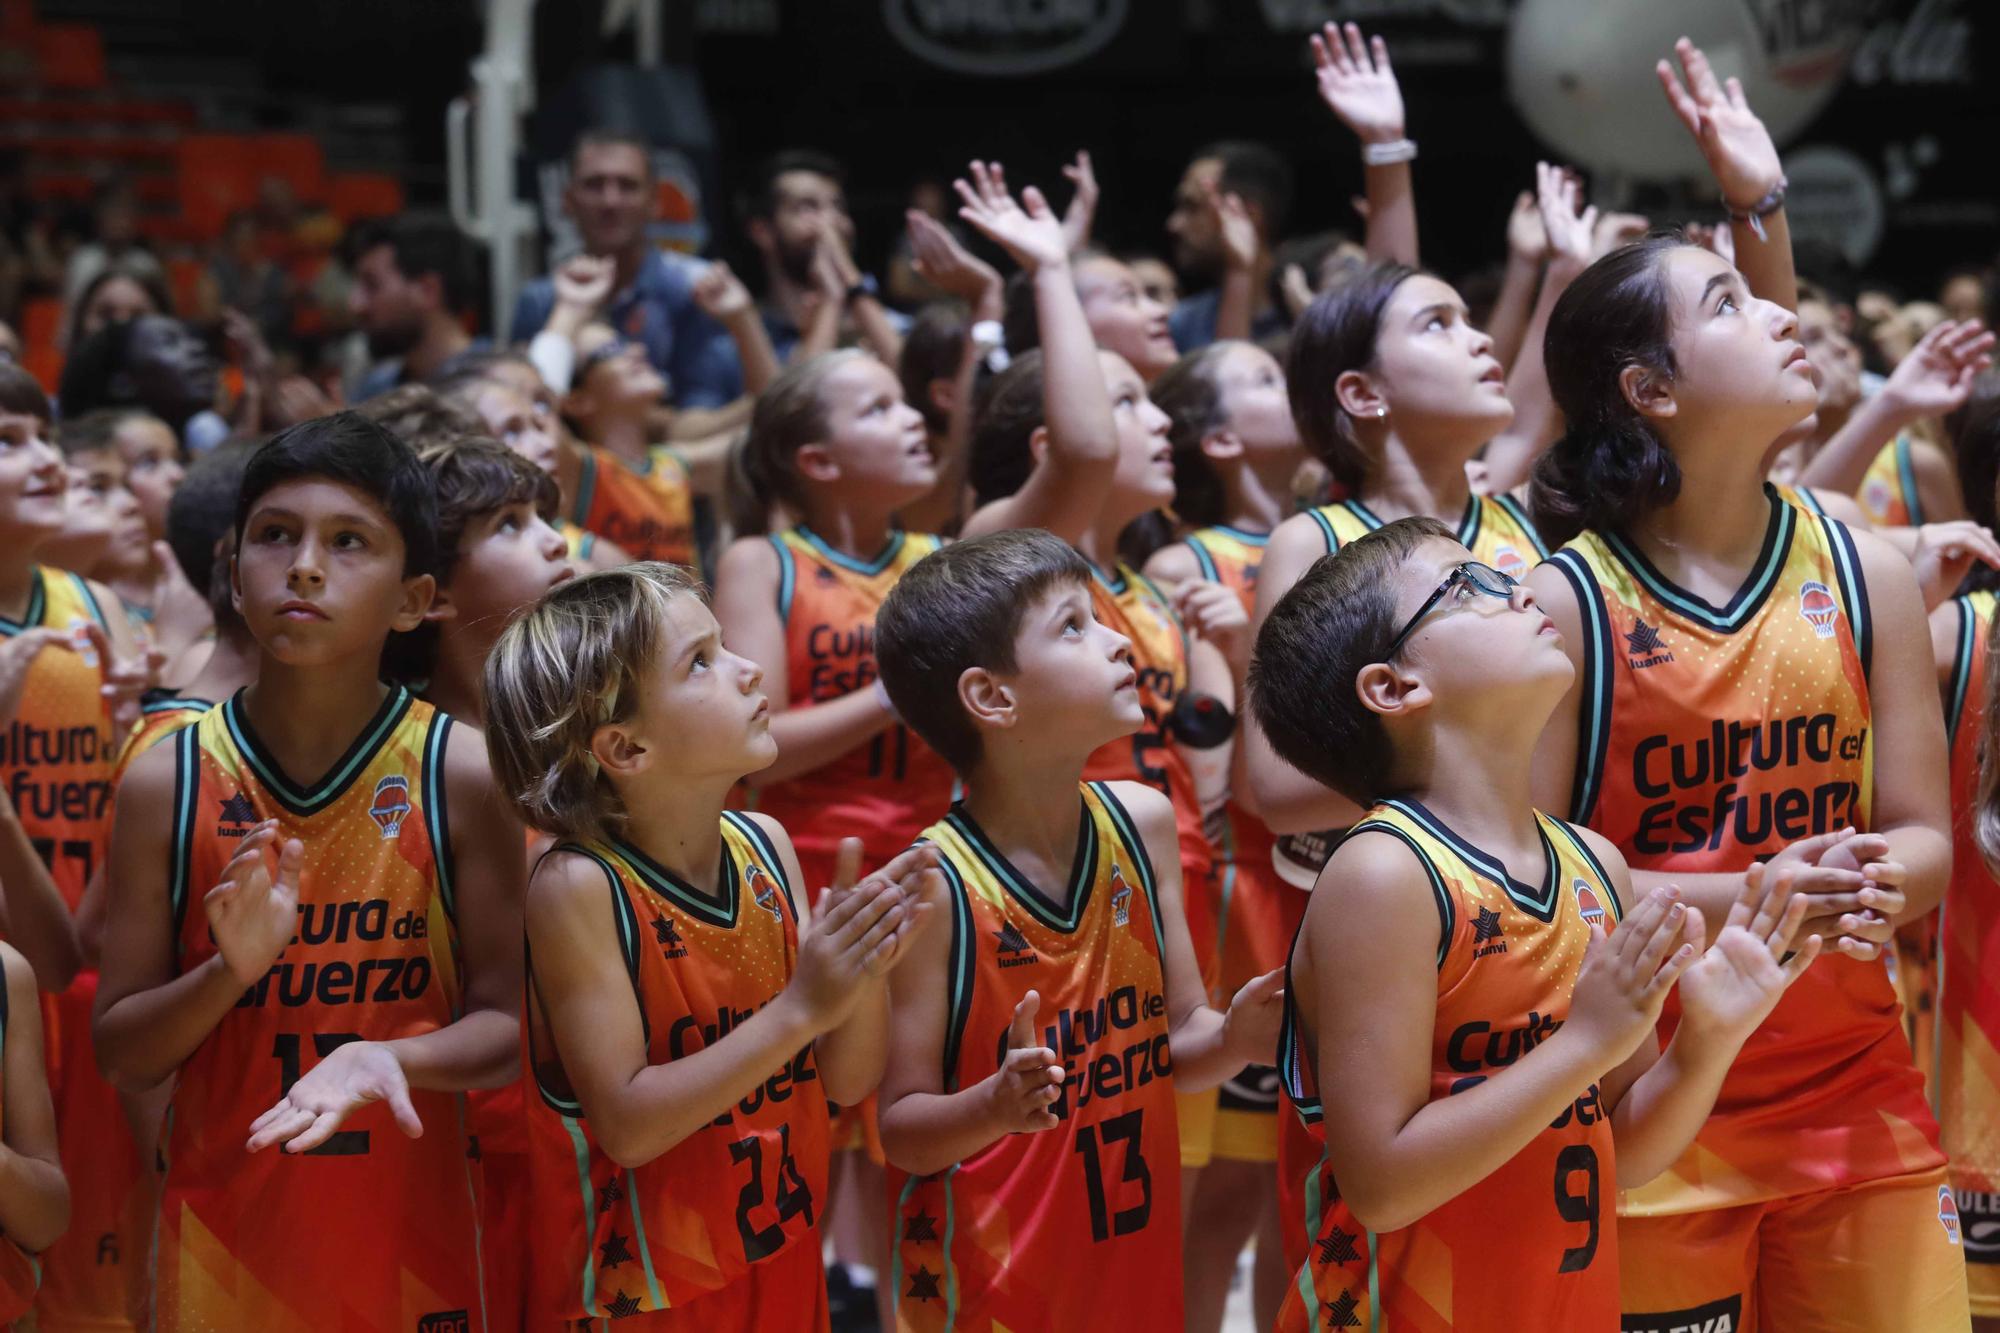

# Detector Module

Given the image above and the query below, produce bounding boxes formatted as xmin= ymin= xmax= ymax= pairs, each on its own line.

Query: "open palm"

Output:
xmin=1656 ymin=37 xmax=1781 ymax=207
xmin=1312 ymin=22 xmax=1404 ymax=144
xmin=954 ymin=160 xmax=1067 ymax=274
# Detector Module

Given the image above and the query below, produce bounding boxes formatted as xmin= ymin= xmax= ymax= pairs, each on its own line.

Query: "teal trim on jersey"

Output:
xmin=768 ymin=532 xmax=796 ymax=622
xmin=624 ymin=1164 xmax=667 ymax=1309
xmin=1488 ymin=492 xmax=1550 ymax=558
xmin=1092 ymin=781 xmax=1168 ymax=956
xmin=422 ymin=712 xmax=455 ymax=922
xmin=1948 ymin=596 xmax=1980 ymax=740
xmin=944 ymin=796 xmax=1099 ymax=935
xmin=565 ymin=1117 xmax=602 ymax=1318
xmin=167 ymin=724 xmax=201 ymax=932
xmin=222 ymin=684 xmax=413 ymax=815
xmin=570 ymin=448 xmax=600 ymax=527
xmin=0 ymin=567 xmax=46 ymax=636
xmin=1601 ymin=486 xmax=1793 ymax=634
xmin=796 ymin=524 xmax=908 ymax=576
xmin=1897 ymin=435 xmax=1924 ymax=526
xmin=1386 ymin=798 xmax=1562 ymax=922
xmin=1547 ymin=549 xmax=1615 ymax=825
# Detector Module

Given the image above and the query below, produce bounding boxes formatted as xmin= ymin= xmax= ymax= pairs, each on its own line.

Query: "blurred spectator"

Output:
xmin=65 ymin=259 xmax=170 ymax=352
xmin=510 ymin=129 xmax=740 ymax=410
xmin=0 ymin=316 xmax=18 ymax=364
xmin=1127 ymin=255 xmax=1181 ymax=310
xmin=61 ymin=178 xmax=165 ymax=309
xmin=59 ymin=315 xmax=229 ymax=451
xmin=199 ymin=210 xmax=292 ymax=343
xmin=348 ymin=214 xmax=484 ymax=399
xmin=886 ymin=178 xmax=956 ymax=308
xmin=1164 ymin=141 xmax=1294 ymax=349
xmin=1941 ymin=265 xmax=1991 ymax=327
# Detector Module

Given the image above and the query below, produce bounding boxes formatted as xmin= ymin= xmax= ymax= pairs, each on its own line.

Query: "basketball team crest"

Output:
xmin=1110 ymin=865 xmax=1132 ymax=928
xmin=1492 ymin=544 xmax=1528 ymax=580
xmin=369 ymin=775 xmax=411 ymax=840
xmin=1941 ymin=1185 xmax=1963 ymax=1245
xmin=1798 ymin=581 xmax=1840 ymax=639
xmin=747 ymin=863 xmax=784 ymax=919
xmin=1864 ymin=478 xmax=1893 ymax=517
xmin=1573 ymin=878 xmax=1606 ymax=929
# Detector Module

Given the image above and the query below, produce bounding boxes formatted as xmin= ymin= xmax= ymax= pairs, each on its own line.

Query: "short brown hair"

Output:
xmin=741 ymin=349 xmax=866 ymax=527
xmin=875 ymin=528 xmax=1092 ymax=775
xmin=354 ymin=383 xmax=485 ymax=453
xmin=1248 ymin=515 xmax=1452 ymax=805
xmin=483 ymin=562 xmax=703 ymax=843
xmin=421 ymin=437 xmax=560 ymax=586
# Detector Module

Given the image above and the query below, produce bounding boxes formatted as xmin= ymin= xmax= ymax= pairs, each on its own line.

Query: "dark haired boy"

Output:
xmin=1251 ymin=516 xmax=1816 ymax=1331
xmin=94 ymin=411 xmax=525 ymax=1330
xmin=873 ymin=527 xmax=1282 ymax=1333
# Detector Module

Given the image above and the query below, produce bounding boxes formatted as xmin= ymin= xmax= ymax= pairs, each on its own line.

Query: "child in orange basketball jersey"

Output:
xmin=1525 ymin=41 xmax=1972 ymax=1332
xmin=94 ymin=413 xmax=526 ymax=1332
xmin=482 ymin=561 xmax=935 ymax=1330
xmin=1256 ymin=516 xmax=1815 ymax=1331
xmin=874 ymin=527 xmax=1284 ymax=1333
xmin=0 ymin=939 xmax=67 ymax=1325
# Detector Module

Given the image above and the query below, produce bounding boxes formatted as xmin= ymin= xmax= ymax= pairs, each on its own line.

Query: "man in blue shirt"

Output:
xmin=1163 ymin=141 xmax=1294 ymax=351
xmin=510 ymin=129 xmax=742 ymax=409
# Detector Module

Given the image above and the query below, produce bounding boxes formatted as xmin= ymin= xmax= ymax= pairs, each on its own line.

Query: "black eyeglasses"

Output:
xmin=1384 ymin=560 xmax=1519 ymax=658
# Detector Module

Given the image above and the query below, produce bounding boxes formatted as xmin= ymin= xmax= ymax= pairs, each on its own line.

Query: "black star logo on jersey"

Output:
xmin=1323 ymin=1290 xmax=1362 ymax=1328
xmin=906 ymin=1265 xmax=943 ymax=1303
xmin=652 ymin=915 xmax=679 ymax=946
xmin=217 ymin=792 xmax=258 ymax=825
xmin=904 ymin=1209 xmax=939 ymax=1243
xmin=1625 ymin=619 xmax=1666 ymax=657
xmin=598 ymin=1231 xmax=633 ymax=1270
xmin=1316 ymin=1225 xmax=1360 ymax=1266
xmin=597 ymin=1176 xmax=625 ymax=1212
xmin=994 ymin=922 xmax=1031 ymax=955
xmin=1472 ymin=907 xmax=1504 ymax=943
xmin=604 ymin=1290 xmax=642 ymax=1318
xmin=815 ymin=565 xmax=839 ymax=585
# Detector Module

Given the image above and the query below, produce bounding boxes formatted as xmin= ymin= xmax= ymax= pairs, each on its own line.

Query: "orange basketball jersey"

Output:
xmin=110 ymin=692 xmax=213 ymax=787
xmin=524 ymin=812 xmax=830 ymax=1329
xmin=1082 ymin=565 xmax=1217 ymax=977
xmin=1938 ymin=590 xmax=2000 ymax=1207
xmin=1546 ymin=484 xmax=1941 ymax=1215
xmin=890 ymin=782 xmax=1183 ymax=1333
xmin=1276 ymin=801 xmax=1624 ymax=1332
xmin=0 ymin=948 xmax=43 ymax=1326
xmin=156 ymin=686 xmax=483 ymax=1331
xmin=1858 ymin=434 xmax=1924 ymax=529
xmin=751 ymin=526 xmax=953 ymax=896
xmin=569 ymin=445 xmax=698 ymax=570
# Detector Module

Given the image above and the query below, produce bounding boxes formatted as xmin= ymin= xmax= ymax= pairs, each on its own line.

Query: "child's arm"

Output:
xmin=1110 ymin=781 xmax=1279 ymax=1093
xmin=0 ymin=630 xmax=82 ymax=988
xmin=693 ymin=260 xmax=781 ymax=398
xmin=955 ymin=162 xmax=1119 ymax=544
xmin=1486 ymin=193 xmax=1547 ymax=373
xmin=1238 ymin=515 xmax=1367 ymax=833
xmin=243 ymin=726 xmax=527 ymax=1152
xmin=1599 ymin=853 xmax=1818 ymax=1186
xmin=1303 ymin=832 xmax=1690 ymax=1233
xmin=0 ymin=941 xmax=67 ymax=1251
xmin=756 ymin=826 xmax=940 ymax=1107
xmin=897 ymin=209 xmax=1004 ymax=537
xmin=526 ymin=842 xmax=906 ymax=1169
xmin=1798 ymin=319 xmax=1993 ymax=499
xmin=712 ymin=539 xmax=896 ymax=787
xmin=95 ymin=749 xmax=298 ymax=1094
xmin=877 ymin=903 xmax=1066 ymax=1177
xmin=1312 ymin=22 xmax=1416 ymax=267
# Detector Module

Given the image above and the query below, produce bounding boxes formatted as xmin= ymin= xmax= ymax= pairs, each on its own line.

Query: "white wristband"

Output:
xmin=872 ymin=675 xmax=897 ymax=720
xmin=1362 ymin=138 xmax=1417 ymax=167
xmin=970 ymin=319 xmax=1004 ymax=349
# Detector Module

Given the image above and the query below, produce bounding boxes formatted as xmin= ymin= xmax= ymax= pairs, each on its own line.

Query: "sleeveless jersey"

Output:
xmin=1274 ymin=495 xmax=1547 ymax=890
xmin=1938 ymin=590 xmax=2000 ymax=1200
xmin=524 ymin=812 xmax=829 ymax=1327
xmin=1276 ymin=801 xmax=1624 ymax=1332
xmin=1546 ymin=483 xmax=1941 ymax=1214
xmin=0 ymin=950 xmax=43 ymax=1326
xmin=890 ymin=783 xmax=1183 ymax=1333
xmin=751 ymin=527 xmax=953 ymax=895
xmin=15 ymin=569 xmax=142 ymax=1333
xmin=569 ymin=445 xmax=698 ymax=571
xmin=1858 ymin=434 xmax=1923 ymax=529
xmin=110 ymin=692 xmax=212 ymax=786
xmin=157 ymin=686 xmax=483 ymax=1331
xmin=1082 ymin=565 xmax=1217 ymax=979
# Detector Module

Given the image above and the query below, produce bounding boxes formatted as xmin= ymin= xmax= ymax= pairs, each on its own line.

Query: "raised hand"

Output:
xmin=204 ymin=821 xmax=302 ymax=988
xmin=1591 ymin=211 xmax=1651 ymax=260
xmin=1222 ymin=967 xmax=1285 ymax=1066
xmin=984 ymin=989 xmax=1064 ymax=1134
xmin=1535 ymin=161 xmax=1599 ymax=276
xmin=552 ymin=254 xmax=616 ymax=314
xmin=1311 ymin=22 xmax=1405 ymax=146
xmin=1656 ymin=36 xmax=1783 ymax=210
xmin=1911 ymin=520 xmax=2000 ymax=612
xmin=1060 ymin=150 xmax=1100 ymax=256
xmin=1506 ymin=190 xmax=1547 ymax=264
xmin=853 ymin=841 xmax=943 ymax=976
xmin=790 ymin=839 xmax=908 ymax=1032
xmin=79 ymin=620 xmax=161 ymax=735
xmin=1565 ymin=886 xmax=1697 ymax=1071
xmin=1206 ymin=183 xmax=1260 ymax=273
xmin=691 ymin=259 xmax=755 ymax=324
xmin=245 ymin=1038 xmax=420 ymax=1154
xmin=953 ymin=160 xmax=1069 ymax=274
xmin=905 ymin=210 xmax=1002 ymax=305
xmin=1172 ymin=580 xmax=1250 ymax=660
xmin=1880 ymin=318 xmax=1995 ymax=422
xmin=1675 ymin=862 xmax=1820 ymax=1047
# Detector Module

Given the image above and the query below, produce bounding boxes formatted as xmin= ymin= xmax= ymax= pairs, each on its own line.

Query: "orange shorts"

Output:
xmin=1618 ymin=1166 xmax=1971 ymax=1332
